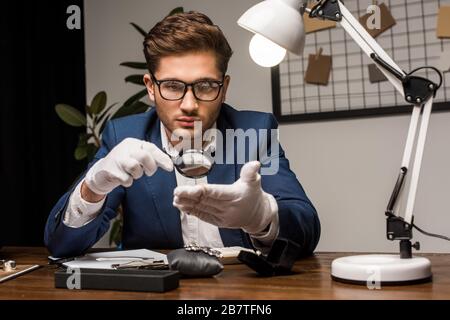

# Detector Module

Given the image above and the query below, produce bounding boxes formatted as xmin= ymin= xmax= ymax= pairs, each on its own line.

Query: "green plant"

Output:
xmin=55 ymin=90 xmax=150 ymax=162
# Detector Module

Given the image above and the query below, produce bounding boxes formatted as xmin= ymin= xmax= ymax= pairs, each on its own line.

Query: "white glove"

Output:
xmin=85 ymin=137 xmax=173 ymax=195
xmin=173 ymin=161 xmax=278 ymax=234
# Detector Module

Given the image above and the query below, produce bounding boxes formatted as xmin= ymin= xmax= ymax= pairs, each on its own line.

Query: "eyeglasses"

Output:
xmin=151 ymin=73 xmax=224 ymax=102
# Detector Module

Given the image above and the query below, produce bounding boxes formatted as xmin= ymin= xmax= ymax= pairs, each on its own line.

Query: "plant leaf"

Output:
xmin=95 ymin=103 xmax=118 ymax=127
xmin=123 ymin=89 xmax=148 ymax=107
xmin=112 ymin=101 xmax=149 ymax=119
xmin=78 ymin=132 xmax=96 ymax=146
xmin=168 ymin=7 xmax=184 ymax=16
xmin=130 ymin=22 xmax=147 ymax=37
xmin=90 ymin=91 xmax=107 ymax=115
xmin=86 ymin=143 xmax=99 ymax=162
xmin=125 ymin=74 xmax=145 ymax=86
xmin=85 ymin=104 xmax=91 ymax=117
xmin=120 ymin=62 xmax=148 ymax=70
xmin=55 ymin=104 xmax=86 ymax=127
xmin=99 ymin=117 xmax=110 ymax=136
xmin=74 ymin=145 xmax=87 ymax=160
xmin=109 ymin=219 xmax=123 ymax=246
xmin=95 ymin=114 xmax=113 ymax=133
xmin=77 ymin=133 xmax=88 ymax=147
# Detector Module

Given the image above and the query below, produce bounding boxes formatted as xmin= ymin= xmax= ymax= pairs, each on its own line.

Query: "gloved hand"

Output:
xmin=173 ymin=161 xmax=278 ymax=234
xmin=85 ymin=137 xmax=173 ymax=195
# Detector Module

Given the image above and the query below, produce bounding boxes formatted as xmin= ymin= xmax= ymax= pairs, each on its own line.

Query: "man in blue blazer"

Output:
xmin=44 ymin=11 xmax=320 ymax=258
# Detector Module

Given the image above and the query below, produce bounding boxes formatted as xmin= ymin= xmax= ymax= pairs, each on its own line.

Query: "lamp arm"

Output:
xmin=305 ymin=1 xmax=441 ymax=253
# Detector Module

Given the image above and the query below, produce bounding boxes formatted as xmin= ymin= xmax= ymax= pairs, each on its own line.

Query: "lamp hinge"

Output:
xmin=309 ymin=0 xmax=342 ymax=22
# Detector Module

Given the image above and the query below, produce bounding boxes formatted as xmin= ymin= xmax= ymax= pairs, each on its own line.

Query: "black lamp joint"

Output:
xmin=309 ymin=0 xmax=342 ymax=22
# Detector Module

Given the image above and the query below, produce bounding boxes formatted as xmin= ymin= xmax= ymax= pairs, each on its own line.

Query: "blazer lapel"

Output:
xmin=144 ymin=119 xmax=183 ymax=248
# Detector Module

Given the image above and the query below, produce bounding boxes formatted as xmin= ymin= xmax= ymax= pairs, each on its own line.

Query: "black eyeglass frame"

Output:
xmin=150 ymin=73 xmax=225 ymax=102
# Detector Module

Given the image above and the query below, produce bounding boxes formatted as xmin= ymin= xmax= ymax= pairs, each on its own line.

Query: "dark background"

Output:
xmin=1 ymin=1 xmax=86 ymax=246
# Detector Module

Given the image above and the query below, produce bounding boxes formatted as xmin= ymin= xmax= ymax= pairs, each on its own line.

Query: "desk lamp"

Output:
xmin=238 ymin=0 xmax=444 ymax=285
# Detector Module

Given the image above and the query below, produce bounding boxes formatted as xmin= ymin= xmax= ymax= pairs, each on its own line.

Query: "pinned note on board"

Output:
xmin=304 ymin=48 xmax=332 ymax=86
xmin=437 ymin=6 xmax=450 ymax=38
xmin=368 ymin=64 xmax=388 ymax=83
xmin=359 ymin=2 xmax=396 ymax=38
xmin=303 ymin=2 xmax=336 ymax=34
xmin=436 ymin=49 xmax=450 ymax=72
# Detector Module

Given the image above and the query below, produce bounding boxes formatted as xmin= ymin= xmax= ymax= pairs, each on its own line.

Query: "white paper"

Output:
xmin=63 ymin=249 xmax=167 ymax=270
xmin=436 ymin=49 xmax=450 ymax=73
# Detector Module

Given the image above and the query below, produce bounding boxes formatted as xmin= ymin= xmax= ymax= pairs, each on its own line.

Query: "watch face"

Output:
xmin=166 ymin=148 xmax=215 ymax=179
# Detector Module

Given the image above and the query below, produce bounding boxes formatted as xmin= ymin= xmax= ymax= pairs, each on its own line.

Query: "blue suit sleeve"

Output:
xmin=260 ymin=114 xmax=321 ymax=257
xmin=44 ymin=121 xmax=124 ymax=258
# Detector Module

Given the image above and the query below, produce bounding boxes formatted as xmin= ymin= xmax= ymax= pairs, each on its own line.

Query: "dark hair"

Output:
xmin=143 ymin=11 xmax=233 ymax=75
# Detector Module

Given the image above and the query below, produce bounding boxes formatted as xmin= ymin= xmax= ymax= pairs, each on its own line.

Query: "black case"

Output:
xmin=238 ymin=238 xmax=300 ymax=276
xmin=55 ymin=268 xmax=180 ymax=292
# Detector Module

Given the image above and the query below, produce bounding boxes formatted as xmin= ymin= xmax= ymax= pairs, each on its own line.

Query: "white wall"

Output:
xmin=85 ymin=0 xmax=450 ymax=253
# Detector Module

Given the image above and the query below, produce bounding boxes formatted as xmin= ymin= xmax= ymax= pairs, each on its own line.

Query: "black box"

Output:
xmin=55 ymin=268 xmax=180 ymax=292
xmin=238 ymin=238 xmax=300 ymax=276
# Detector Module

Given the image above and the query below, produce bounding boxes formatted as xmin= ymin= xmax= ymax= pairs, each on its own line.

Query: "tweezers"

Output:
xmin=111 ymin=259 xmax=169 ymax=270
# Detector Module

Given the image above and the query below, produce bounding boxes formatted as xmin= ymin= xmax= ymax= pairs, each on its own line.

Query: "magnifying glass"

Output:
xmin=166 ymin=148 xmax=215 ymax=179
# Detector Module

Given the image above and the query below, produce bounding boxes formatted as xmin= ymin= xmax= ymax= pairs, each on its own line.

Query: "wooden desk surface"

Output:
xmin=1 ymin=247 xmax=449 ymax=300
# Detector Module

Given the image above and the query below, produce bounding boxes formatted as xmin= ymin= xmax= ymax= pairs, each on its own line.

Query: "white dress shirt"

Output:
xmin=63 ymin=121 xmax=279 ymax=250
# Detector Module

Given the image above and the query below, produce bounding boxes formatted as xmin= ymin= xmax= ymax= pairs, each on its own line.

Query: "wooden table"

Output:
xmin=1 ymin=247 xmax=449 ymax=300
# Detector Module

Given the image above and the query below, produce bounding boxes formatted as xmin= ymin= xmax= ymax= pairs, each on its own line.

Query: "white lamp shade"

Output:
xmin=237 ymin=0 xmax=305 ymax=56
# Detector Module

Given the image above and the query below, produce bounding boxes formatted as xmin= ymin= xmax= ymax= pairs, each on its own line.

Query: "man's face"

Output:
xmin=144 ymin=51 xmax=230 ymax=144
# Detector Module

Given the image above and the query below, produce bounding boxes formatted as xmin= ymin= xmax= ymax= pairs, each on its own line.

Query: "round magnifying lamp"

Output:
xmin=238 ymin=0 xmax=433 ymax=285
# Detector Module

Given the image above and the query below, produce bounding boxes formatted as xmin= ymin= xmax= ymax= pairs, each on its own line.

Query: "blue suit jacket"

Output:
xmin=44 ymin=104 xmax=320 ymax=258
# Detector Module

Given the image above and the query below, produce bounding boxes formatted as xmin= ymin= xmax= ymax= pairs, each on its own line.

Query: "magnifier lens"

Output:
xmin=172 ymin=149 xmax=214 ymax=179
